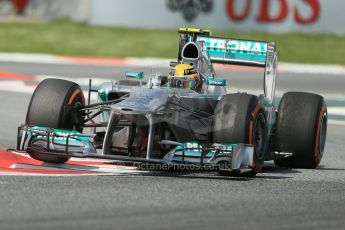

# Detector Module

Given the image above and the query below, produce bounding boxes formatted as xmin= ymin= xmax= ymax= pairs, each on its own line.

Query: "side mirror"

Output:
xmin=170 ymin=61 xmax=180 ymax=67
xmin=207 ymin=78 xmax=227 ymax=86
xmin=125 ymin=71 xmax=144 ymax=80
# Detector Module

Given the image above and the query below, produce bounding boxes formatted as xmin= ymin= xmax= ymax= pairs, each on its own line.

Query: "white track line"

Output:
xmin=329 ymin=120 xmax=345 ymax=126
xmin=279 ymin=63 xmax=345 ymax=75
xmin=0 ymin=53 xmax=61 ymax=64
xmin=328 ymin=107 xmax=345 ymax=116
xmin=0 ymin=80 xmax=36 ymax=93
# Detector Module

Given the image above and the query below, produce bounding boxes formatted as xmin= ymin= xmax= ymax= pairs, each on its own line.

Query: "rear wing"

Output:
xmin=197 ymin=36 xmax=272 ymax=67
xmin=178 ymin=28 xmax=277 ymax=67
xmin=177 ymin=28 xmax=278 ymax=101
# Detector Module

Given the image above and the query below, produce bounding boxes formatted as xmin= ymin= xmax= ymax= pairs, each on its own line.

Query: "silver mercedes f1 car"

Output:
xmin=17 ymin=28 xmax=328 ymax=176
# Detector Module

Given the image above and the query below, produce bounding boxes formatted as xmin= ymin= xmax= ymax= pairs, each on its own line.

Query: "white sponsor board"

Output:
xmin=88 ymin=0 xmax=345 ymax=35
xmin=0 ymin=0 xmax=89 ymax=22
xmin=1 ymin=0 xmax=343 ymax=34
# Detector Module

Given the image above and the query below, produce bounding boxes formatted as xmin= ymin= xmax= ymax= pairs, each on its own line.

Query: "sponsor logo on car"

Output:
xmin=198 ymin=37 xmax=267 ymax=54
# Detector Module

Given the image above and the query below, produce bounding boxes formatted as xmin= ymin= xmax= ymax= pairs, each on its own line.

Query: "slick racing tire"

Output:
xmin=26 ymin=78 xmax=85 ymax=131
xmin=274 ymin=92 xmax=327 ymax=169
xmin=213 ymin=93 xmax=268 ymax=177
xmin=26 ymin=78 xmax=85 ymax=164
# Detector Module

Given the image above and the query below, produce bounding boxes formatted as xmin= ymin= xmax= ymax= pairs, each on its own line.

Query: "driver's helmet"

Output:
xmin=168 ymin=64 xmax=203 ymax=92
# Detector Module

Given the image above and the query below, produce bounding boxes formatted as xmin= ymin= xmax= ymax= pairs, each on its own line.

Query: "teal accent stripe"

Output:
xmin=197 ymin=36 xmax=268 ymax=64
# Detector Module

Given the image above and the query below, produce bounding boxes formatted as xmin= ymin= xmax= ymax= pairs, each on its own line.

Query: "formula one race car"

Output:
xmin=17 ymin=28 xmax=328 ymax=176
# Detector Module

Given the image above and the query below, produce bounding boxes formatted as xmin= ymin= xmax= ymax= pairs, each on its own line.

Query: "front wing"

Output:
xmin=17 ymin=125 xmax=255 ymax=172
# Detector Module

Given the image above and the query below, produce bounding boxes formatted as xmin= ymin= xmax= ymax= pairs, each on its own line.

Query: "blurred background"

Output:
xmin=0 ymin=0 xmax=344 ymax=64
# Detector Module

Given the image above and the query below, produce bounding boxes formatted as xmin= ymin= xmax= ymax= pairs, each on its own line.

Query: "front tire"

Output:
xmin=213 ymin=93 xmax=268 ymax=177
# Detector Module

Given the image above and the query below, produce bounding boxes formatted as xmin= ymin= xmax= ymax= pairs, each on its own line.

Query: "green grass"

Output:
xmin=0 ymin=20 xmax=344 ymax=65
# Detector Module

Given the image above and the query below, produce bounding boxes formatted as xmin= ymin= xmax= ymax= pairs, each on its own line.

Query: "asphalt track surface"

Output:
xmin=0 ymin=61 xmax=345 ymax=230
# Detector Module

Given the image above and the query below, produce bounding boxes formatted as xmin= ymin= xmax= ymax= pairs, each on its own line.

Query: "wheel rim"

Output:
xmin=72 ymin=101 xmax=83 ymax=131
xmin=253 ymin=113 xmax=267 ymax=162
xmin=318 ymin=111 xmax=327 ymax=159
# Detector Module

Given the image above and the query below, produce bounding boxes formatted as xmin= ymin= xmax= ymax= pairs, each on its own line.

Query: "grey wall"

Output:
xmin=88 ymin=0 xmax=345 ymax=35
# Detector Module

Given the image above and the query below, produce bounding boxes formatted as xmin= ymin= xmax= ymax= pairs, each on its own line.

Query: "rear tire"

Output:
xmin=25 ymin=78 xmax=85 ymax=164
xmin=213 ymin=93 xmax=268 ymax=177
xmin=274 ymin=92 xmax=327 ymax=168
